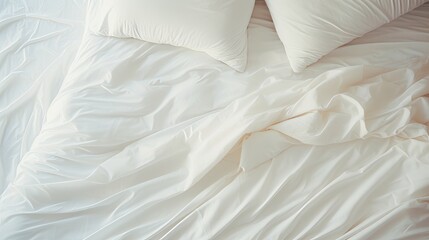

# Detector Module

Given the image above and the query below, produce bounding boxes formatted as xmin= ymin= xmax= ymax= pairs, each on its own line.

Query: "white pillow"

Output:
xmin=266 ymin=0 xmax=428 ymax=73
xmin=87 ymin=0 xmax=255 ymax=72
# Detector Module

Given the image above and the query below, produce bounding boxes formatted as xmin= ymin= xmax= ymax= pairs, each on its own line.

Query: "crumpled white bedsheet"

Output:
xmin=0 ymin=1 xmax=428 ymax=239
xmin=0 ymin=0 xmax=86 ymax=193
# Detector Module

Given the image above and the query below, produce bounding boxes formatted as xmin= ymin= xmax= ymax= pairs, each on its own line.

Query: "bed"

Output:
xmin=0 ymin=0 xmax=428 ymax=239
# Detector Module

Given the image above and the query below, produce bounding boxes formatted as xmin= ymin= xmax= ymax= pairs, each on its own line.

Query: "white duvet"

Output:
xmin=0 ymin=1 xmax=428 ymax=239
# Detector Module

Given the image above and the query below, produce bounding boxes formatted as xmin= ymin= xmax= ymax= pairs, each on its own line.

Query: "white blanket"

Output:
xmin=1 ymin=1 xmax=428 ymax=239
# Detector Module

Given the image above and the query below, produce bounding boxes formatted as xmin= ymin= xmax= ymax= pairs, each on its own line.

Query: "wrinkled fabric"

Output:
xmin=0 ymin=0 xmax=86 ymax=194
xmin=0 ymin=1 xmax=429 ymax=239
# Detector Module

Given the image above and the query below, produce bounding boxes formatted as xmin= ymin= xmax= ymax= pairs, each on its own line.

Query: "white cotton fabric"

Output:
xmin=266 ymin=0 xmax=429 ymax=73
xmin=0 ymin=0 xmax=86 ymax=194
xmin=87 ymin=0 xmax=255 ymax=72
xmin=1 ymin=1 xmax=429 ymax=239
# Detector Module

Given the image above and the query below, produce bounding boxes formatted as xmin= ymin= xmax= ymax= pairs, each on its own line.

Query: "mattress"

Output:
xmin=0 ymin=1 xmax=428 ymax=239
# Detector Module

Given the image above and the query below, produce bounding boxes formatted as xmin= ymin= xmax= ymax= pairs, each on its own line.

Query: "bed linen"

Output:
xmin=265 ymin=0 xmax=428 ymax=72
xmin=0 ymin=1 xmax=429 ymax=239
xmin=0 ymin=0 xmax=86 ymax=194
